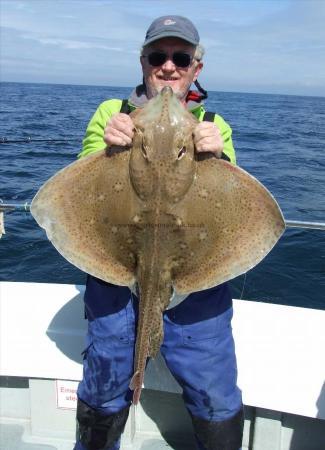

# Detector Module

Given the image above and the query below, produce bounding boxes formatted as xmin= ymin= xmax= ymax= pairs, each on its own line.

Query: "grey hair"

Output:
xmin=194 ymin=44 xmax=205 ymax=61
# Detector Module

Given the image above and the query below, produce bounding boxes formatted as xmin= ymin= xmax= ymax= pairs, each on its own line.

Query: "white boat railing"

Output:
xmin=284 ymin=220 xmax=325 ymax=230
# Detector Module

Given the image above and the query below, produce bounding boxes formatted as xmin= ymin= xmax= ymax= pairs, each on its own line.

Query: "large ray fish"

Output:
xmin=31 ymin=86 xmax=285 ymax=403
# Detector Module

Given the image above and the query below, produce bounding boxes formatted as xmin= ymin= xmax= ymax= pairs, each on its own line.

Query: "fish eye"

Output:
xmin=177 ymin=146 xmax=187 ymax=160
xmin=141 ymin=141 xmax=148 ymax=159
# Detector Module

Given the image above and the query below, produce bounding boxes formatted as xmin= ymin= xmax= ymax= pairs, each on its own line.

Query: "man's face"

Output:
xmin=141 ymin=37 xmax=203 ymax=103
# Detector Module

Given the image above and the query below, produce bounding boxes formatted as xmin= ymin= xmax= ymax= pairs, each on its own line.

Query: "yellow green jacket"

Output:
xmin=79 ymin=93 xmax=236 ymax=164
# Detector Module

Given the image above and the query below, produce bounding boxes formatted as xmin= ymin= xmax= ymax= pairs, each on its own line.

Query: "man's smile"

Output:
xmin=157 ymin=75 xmax=179 ymax=81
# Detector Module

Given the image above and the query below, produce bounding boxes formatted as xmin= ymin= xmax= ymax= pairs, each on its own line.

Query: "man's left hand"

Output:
xmin=193 ymin=122 xmax=223 ymax=158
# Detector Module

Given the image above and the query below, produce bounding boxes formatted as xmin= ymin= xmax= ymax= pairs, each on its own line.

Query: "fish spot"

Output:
xmin=133 ymin=215 xmax=141 ymax=223
xmin=199 ymin=230 xmax=208 ymax=241
xmin=111 ymin=226 xmax=118 ymax=233
xmin=199 ymin=188 xmax=208 ymax=198
xmin=113 ymin=182 xmax=123 ymax=192
xmin=175 ymin=217 xmax=182 ymax=226
xmin=98 ymin=194 xmax=105 ymax=201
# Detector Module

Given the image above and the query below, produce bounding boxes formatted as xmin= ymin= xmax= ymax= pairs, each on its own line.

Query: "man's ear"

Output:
xmin=193 ymin=61 xmax=203 ymax=82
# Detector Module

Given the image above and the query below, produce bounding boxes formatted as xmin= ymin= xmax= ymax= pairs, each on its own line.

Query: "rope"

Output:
xmin=239 ymin=273 xmax=247 ymax=300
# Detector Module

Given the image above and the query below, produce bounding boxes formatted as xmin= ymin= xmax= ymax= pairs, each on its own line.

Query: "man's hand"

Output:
xmin=104 ymin=113 xmax=134 ymax=147
xmin=193 ymin=122 xmax=223 ymax=158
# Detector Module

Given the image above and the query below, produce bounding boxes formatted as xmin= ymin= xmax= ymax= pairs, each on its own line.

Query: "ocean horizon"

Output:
xmin=1 ymin=80 xmax=324 ymax=100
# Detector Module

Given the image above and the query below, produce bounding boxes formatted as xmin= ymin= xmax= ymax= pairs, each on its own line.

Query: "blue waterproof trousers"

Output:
xmin=74 ymin=276 xmax=243 ymax=450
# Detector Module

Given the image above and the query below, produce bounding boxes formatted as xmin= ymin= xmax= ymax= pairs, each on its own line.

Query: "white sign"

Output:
xmin=56 ymin=380 xmax=79 ymax=410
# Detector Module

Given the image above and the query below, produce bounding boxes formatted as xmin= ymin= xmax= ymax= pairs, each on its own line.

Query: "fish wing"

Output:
xmin=31 ymin=149 xmax=138 ymax=286
xmin=171 ymin=158 xmax=285 ymax=294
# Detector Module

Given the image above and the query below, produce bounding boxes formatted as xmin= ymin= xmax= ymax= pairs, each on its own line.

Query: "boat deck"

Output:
xmin=1 ymin=382 xmax=325 ymax=450
xmin=1 ymin=282 xmax=325 ymax=449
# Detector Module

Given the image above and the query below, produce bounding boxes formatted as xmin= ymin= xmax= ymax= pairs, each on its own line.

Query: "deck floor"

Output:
xmin=0 ymin=419 xmax=195 ymax=450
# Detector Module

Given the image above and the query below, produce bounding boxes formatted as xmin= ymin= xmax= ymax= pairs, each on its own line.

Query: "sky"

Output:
xmin=1 ymin=0 xmax=325 ymax=96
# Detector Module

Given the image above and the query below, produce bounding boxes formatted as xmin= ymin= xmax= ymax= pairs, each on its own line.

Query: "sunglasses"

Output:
xmin=143 ymin=51 xmax=194 ymax=68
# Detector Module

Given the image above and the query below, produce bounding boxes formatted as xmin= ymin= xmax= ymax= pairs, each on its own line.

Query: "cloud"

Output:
xmin=23 ymin=35 xmax=124 ymax=52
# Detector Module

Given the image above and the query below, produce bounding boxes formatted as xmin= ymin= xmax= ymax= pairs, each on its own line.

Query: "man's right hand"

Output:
xmin=104 ymin=113 xmax=134 ymax=147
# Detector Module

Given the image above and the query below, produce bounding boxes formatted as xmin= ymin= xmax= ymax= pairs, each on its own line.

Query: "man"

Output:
xmin=74 ymin=15 xmax=244 ymax=450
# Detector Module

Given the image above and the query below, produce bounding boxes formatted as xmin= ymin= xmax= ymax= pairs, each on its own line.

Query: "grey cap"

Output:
xmin=143 ymin=15 xmax=200 ymax=47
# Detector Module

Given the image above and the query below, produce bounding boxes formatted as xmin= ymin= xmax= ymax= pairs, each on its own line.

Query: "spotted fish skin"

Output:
xmin=129 ymin=87 xmax=198 ymax=402
xmin=30 ymin=86 xmax=285 ymax=405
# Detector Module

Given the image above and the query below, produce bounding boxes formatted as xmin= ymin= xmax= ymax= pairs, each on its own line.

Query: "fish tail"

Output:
xmin=129 ymin=370 xmax=145 ymax=405
xmin=130 ymin=267 xmax=171 ymax=403
xmin=129 ymin=294 xmax=151 ymax=404
xmin=149 ymin=317 xmax=164 ymax=357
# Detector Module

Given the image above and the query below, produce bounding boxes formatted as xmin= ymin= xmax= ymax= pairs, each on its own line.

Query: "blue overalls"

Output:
xmin=74 ymin=275 xmax=243 ymax=450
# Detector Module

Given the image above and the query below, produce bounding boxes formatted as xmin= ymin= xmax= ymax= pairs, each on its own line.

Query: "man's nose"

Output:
xmin=161 ymin=58 xmax=176 ymax=71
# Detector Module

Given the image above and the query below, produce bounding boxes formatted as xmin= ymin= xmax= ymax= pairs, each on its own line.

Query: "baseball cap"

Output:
xmin=143 ymin=15 xmax=200 ymax=47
